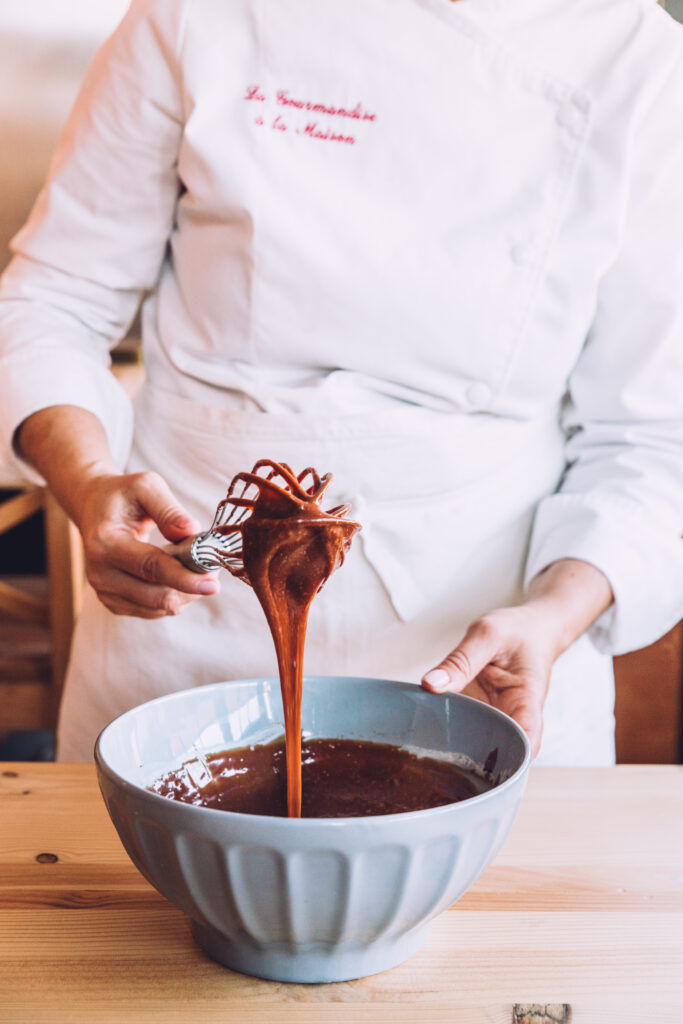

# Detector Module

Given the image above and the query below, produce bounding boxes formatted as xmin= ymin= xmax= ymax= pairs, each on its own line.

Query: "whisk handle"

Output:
xmin=164 ymin=535 xmax=210 ymax=574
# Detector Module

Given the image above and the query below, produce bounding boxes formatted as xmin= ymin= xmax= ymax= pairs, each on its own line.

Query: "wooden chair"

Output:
xmin=0 ymin=488 xmax=84 ymax=732
xmin=0 ymin=355 xmax=141 ymax=737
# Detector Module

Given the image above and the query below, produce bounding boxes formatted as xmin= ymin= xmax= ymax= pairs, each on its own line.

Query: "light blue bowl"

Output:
xmin=95 ymin=676 xmax=530 ymax=983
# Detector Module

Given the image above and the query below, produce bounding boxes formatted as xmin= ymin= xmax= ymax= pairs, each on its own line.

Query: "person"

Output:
xmin=1 ymin=0 xmax=682 ymax=764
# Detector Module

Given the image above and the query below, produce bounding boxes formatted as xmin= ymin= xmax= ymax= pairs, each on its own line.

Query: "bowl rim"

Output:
xmin=94 ymin=676 xmax=532 ymax=826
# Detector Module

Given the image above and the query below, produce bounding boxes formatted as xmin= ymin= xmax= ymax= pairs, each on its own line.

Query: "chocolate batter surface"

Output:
xmin=150 ymin=738 xmax=492 ymax=817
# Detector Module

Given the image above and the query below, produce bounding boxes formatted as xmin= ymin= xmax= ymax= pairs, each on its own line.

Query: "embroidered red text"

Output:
xmin=244 ymin=84 xmax=376 ymax=147
xmin=303 ymin=122 xmax=355 ymax=145
xmin=277 ymin=90 xmax=376 ymax=122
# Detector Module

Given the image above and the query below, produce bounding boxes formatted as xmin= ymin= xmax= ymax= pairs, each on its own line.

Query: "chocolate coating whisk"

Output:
xmin=169 ymin=459 xmax=353 ymax=577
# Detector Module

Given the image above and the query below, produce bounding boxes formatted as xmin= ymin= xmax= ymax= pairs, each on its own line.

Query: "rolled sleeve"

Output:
xmin=525 ymin=492 xmax=683 ymax=655
xmin=0 ymin=346 xmax=134 ymax=487
xmin=525 ymin=44 xmax=683 ymax=656
xmin=0 ymin=0 xmax=188 ymax=484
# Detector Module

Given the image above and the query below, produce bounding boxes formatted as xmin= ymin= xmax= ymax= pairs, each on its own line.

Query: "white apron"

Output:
xmin=57 ymin=382 xmax=615 ymax=765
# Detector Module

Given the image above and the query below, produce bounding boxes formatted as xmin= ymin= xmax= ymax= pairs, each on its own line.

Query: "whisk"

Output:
xmin=168 ymin=459 xmax=353 ymax=577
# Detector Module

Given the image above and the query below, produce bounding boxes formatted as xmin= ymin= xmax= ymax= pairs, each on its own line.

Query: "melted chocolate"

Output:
xmin=208 ymin=461 xmax=360 ymax=817
xmin=150 ymin=738 xmax=492 ymax=817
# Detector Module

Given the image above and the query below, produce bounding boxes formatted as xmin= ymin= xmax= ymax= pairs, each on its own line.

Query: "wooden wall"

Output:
xmin=614 ymin=623 xmax=683 ymax=763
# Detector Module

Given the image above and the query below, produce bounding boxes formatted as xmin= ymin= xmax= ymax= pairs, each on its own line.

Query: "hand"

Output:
xmin=74 ymin=469 xmax=220 ymax=619
xmin=421 ymin=559 xmax=614 ymax=757
xmin=15 ymin=405 xmax=220 ymax=619
xmin=421 ymin=607 xmax=555 ymax=756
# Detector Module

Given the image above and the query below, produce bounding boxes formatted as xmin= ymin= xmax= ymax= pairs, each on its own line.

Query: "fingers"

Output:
xmin=517 ymin=705 xmax=543 ymax=758
xmin=97 ymin=592 xmax=170 ymax=620
xmin=88 ymin=540 xmax=220 ymax=613
xmin=108 ymin=535 xmax=219 ymax=595
xmin=500 ymin=691 xmax=544 ymax=758
xmin=468 ymin=681 xmax=543 ymax=759
xmin=467 ymin=667 xmax=544 ymax=756
xmin=96 ymin=567 xmax=203 ymax=616
xmin=422 ymin=618 xmax=501 ymax=693
xmin=423 ymin=619 xmax=546 ymax=757
xmin=77 ymin=470 xmax=219 ymax=619
xmin=133 ymin=471 xmax=202 ymax=542
xmin=91 ymin=548 xmax=219 ymax=617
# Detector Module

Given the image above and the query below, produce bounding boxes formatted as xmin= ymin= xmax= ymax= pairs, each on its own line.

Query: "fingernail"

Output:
xmin=198 ymin=579 xmax=219 ymax=595
xmin=422 ymin=668 xmax=450 ymax=691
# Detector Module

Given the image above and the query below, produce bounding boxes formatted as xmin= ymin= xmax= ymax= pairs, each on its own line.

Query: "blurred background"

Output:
xmin=0 ymin=0 xmax=682 ymax=762
xmin=0 ymin=1 xmax=129 ymax=277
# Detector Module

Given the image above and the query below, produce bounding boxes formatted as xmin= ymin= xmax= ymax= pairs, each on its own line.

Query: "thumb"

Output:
xmin=134 ymin=472 xmax=201 ymax=542
xmin=422 ymin=619 xmax=499 ymax=694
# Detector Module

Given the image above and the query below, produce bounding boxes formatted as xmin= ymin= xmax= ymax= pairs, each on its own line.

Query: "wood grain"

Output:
xmin=1 ymin=764 xmax=683 ymax=1023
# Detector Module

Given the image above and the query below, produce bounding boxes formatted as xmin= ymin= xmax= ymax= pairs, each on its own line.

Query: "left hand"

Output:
xmin=421 ymin=606 xmax=555 ymax=757
xmin=421 ymin=559 xmax=614 ymax=758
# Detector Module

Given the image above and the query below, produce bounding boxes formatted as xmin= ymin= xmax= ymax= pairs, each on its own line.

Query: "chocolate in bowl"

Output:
xmin=148 ymin=735 xmax=495 ymax=817
xmin=95 ymin=675 xmax=531 ymax=983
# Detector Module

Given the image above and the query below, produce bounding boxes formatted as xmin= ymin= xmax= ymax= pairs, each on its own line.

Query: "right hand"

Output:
xmin=73 ymin=470 xmax=220 ymax=619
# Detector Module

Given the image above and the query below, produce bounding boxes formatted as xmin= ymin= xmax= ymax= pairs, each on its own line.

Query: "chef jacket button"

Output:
xmin=466 ymin=382 xmax=493 ymax=408
xmin=510 ymin=242 xmax=534 ymax=266
xmin=556 ymin=101 xmax=585 ymax=133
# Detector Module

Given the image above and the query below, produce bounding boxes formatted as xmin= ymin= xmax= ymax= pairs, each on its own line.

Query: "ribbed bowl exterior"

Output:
xmin=95 ymin=677 xmax=530 ymax=981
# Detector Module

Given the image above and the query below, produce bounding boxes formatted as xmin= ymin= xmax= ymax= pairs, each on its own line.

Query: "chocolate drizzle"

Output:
xmin=209 ymin=460 xmax=360 ymax=816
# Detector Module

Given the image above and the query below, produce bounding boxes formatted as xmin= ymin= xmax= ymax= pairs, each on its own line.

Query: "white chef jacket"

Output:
xmin=1 ymin=0 xmax=683 ymax=762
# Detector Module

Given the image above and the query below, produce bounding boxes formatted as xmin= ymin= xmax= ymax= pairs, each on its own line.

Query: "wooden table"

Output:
xmin=1 ymin=764 xmax=682 ymax=1024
